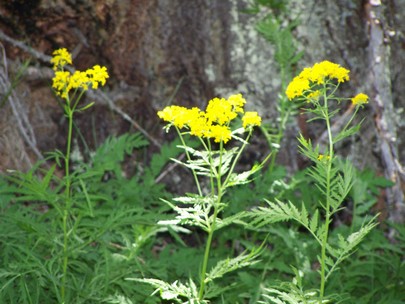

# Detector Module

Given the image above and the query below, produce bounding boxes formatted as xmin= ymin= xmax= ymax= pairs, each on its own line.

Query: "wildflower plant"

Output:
xmin=130 ymin=94 xmax=268 ymax=303
xmin=252 ymin=61 xmax=377 ymax=303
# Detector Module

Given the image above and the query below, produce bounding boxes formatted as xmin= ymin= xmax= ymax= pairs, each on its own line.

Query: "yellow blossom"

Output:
xmin=86 ymin=65 xmax=109 ymax=89
xmin=206 ymin=124 xmax=232 ymax=143
xmin=227 ymin=93 xmax=246 ymax=113
xmin=189 ymin=113 xmax=210 ymax=137
xmin=286 ymin=61 xmax=350 ymax=100
xmin=205 ymin=97 xmax=237 ymax=125
xmin=68 ymin=71 xmax=90 ymax=91
xmin=242 ymin=111 xmax=262 ymax=128
xmin=157 ymin=106 xmax=188 ymax=128
xmin=51 ymin=48 xmax=72 ymax=70
xmin=351 ymin=93 xmax=369 ymax=106
xmin=286 ymin=76 xmax=310 ymax=100
xmin=309 ymin=61 xmax=350 ymax=84
xmin=51 ymin=49 xmax=109 ymax=99
xmin=52 ymin=71 xmax=70 ymax=98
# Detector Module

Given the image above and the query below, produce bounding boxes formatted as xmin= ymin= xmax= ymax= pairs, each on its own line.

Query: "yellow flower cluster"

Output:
xmin=50 ymin=48 xmax=72 ymax=70
xmin=51 ymin=48 xmax=109 ymax=99
xmin=242 ymin=112 xmax=262 ymax=128
xmin=351 ymin=93 xmax=369 ymax=106
xmin=158 ymin=94 xmax=261 ymax=144
xmin=286 ymin=61 xmax=350 ymax=100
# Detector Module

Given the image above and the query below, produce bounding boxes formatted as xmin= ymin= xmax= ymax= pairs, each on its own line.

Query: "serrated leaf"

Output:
xmin=309 ymin=209 xmax=319 ymax=233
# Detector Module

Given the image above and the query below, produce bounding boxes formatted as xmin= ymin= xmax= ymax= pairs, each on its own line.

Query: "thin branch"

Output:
xmin=0 ymin=43 xmax=43 ymax=161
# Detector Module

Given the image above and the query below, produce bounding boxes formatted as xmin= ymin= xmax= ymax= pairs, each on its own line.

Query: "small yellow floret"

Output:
xmin=205 ymin=97 xmax=237 ymax=125
xmin=286 ymin=76 xmax=310 ymax=100
xmin=227 ymin=93 xmax=246 ymax=113
xmin=86 ymin=65 xmax=109 ymax=89
xmin=351 ymin=93 xmax=369 ymax=106
xmin=242 ymin=111 xmax=262 ymax=128
xmin=51 ymin=48 xmax=72 ymax=70
xmin=206 ymin=125 xmax=232 ymax=143
xmin=317 ymin=154 xmax=331 ymax=161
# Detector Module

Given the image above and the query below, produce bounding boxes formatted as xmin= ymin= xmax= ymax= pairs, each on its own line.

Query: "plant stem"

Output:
xmin=61 ymin=108 xmax=73 ymax=303
xmin=319 ymin=95 xmax=334 ymax=303
xmin=198 ymin=141 xmax=224 ymax=300
xmin=176 ymin=128 xmax=203 ymax=196
xmin=198 ymin=205 xmax=219 ymax=300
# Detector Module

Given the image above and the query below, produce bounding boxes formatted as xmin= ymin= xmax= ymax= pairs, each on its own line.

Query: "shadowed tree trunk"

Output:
xmin=0 ymin=0 xmax=403 ymax=222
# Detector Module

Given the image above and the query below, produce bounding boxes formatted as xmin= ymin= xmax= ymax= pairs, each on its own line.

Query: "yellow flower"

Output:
xmin=189 ymin=113 xmax=210 ymax=138
xmin=317 ymin=154 xmax=331 ymax=161
xmin=242 ymin=111 xmax=262 ymax=128
xmin=286 ymin=76 xmax=310 ymax=100
xmin=351 ymin=93 xmax=369 ymax=106
xmin=206 ymin=124 xmax=232 ymax=143
xmin=227 ymin=93 xmax=246 ymax=113
xmin=51 ymin=49 xmax=109 ymax=99
xmin=50 ymin=48 xmax=72 ymax=70
xmin=52 ymin=71 xmax=70 ymax=98
xmin=157 ymin=105 xmax=188 ymax=128
xmin=309 ymin=61 xmax=350 ymax=84
xmin=68 ymin=71 xmax=90 ymax=91
xmin=86 ymin=65 xmax=109 ymax=89
xmin=205 ymin=97 xmax=237 ymax=125
xmin=286 ymin=61 xmax=350 ymax=100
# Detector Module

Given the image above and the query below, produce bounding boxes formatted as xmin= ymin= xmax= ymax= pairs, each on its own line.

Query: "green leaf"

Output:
xmin=205 ymin=247 xmax=263 ymax=284
xmin=309 ymin=209 xmax=319 ymax=234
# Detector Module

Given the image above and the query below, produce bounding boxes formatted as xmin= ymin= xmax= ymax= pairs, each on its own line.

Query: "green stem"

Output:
xmin=61 ymin=105 xmax=74 ymax=303
xmin=319 ymin=93 xmax=334 ymax=303
xmin=176 ymin=128 xmax=203 ymax=196
xmin=198 ymin=140 xmax=224 ymax=300
xmin=198 ymin=205 xmax=219 ymax=300
xmin=223 ymin=130 xmax=252 ymax=187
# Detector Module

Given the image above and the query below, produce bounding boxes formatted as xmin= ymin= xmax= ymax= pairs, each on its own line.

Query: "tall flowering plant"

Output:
xmin=50 ymin=48 xmax=109 ymax=303
xmin=252 ymin=61 xmax=377 ymax=303
xmin=131 ymin=94 xmax=268 ymax=303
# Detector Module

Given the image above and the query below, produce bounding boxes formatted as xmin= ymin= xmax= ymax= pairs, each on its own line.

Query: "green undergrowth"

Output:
xmin=0 ymin=134 xmax=403 ymax=303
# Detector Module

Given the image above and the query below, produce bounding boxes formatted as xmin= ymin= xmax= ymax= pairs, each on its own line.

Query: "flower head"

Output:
xmin=86 ymin=65 xmax=109 ymax=89
xmin=286 ymin=76 xmax=310 ymax=100
xmin=157 ymin=106 xmax=189 ymax=128
xmin=242 ymin=111 xmax=262 ymax=128
xmin=52 ymin=71 xmax=71 ymax=98
xmin=50 ymin=48 xmax=72 ymax=70
xmin=205 ymin=97 xmax=237 ymax=125
xmin=286 ymin=61 xmax=350 ymax=100
xmin=206 ymin=125 xmax=232 ymax=143
xmin=51 ymin=48 xmax=109 ymax=99
xmin=351 ymin=93 xmax=369 ymax=106
xmin=309 ymin=61 xmax=350 ymax=84
xmin=227 ymin=93 xmax=246 ymax=113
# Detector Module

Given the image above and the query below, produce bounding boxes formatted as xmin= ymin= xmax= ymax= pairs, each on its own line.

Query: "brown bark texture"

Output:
xmin=0 ymin=0 xmax=404 ymax=222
